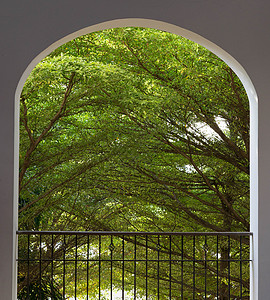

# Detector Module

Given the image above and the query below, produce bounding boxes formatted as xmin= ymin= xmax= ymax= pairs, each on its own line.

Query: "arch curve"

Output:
xmin=14 ymin=18 xmax=258 ymax=299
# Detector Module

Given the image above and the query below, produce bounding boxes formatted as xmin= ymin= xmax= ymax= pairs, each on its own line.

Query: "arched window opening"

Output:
xmin=16 ymin=24 xmax=253 ymax=299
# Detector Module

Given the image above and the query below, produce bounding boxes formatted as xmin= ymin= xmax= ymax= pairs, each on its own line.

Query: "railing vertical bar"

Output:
xmin=110 ymin=235 xmax=113 ymax=300
xmin=39 ymin=234 xmax=42 ymax=300
xmin=27 ymin=234 xmax=30 ymax=299
xmin=86 ymin=235 xmax=89 ymax=300
xmin=228 ymin=235 xmax=230 ymax=299
xmin=51 ymin=234 xmax=54 ymax=300
xmin=157 ymin=235 xmax=160 ymax=300
xmin=240 ymin=235 xmax=243 ymax=299
xmin=134 ymin=235 xmax=137 ymax=299
xmin=217 ymin=235 xmax=219 ymax=299
xmin=181 ymin=235 xmax=184 ymax=300
xmin=99 ymin=235 xmax=101 ymax=300
xmin=146 ymin=235 xmax=148 ymax=300
xmin=169 ymin=235 xmax=172 ymax=299
xmin=63 ymin=235 xmax=66 ymax=300
xmin=193 ymin=235 xmax=196 ymax=300
xmin=75 ymin=234 xmax=78 ymax=300
xmin=204 ymin=235 xmax=207 ymax=299
xmin=122 ymin=235 xmax=125 ymax=300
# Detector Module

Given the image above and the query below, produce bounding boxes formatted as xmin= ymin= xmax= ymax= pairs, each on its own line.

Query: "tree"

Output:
xmin=18 ymin=27 xmax=250 ymax=298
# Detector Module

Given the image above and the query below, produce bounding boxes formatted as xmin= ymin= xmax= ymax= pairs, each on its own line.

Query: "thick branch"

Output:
xmin=19 ymin=73 xmax=76 ymax=188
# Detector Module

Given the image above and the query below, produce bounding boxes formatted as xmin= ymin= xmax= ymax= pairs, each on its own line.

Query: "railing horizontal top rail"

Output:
xmin=16 ymin=230 xmax=252 ymax=236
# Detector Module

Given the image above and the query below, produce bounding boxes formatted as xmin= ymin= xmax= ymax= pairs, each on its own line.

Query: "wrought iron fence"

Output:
xmin=17 ymin=231 xmax=252 ymax=299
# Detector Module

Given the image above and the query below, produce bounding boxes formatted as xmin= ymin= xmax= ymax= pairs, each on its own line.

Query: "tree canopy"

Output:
xmin=18 ymin=27 xmax=250 ymax=298
xmin=19 ymin=27 xmax=249 ymax=233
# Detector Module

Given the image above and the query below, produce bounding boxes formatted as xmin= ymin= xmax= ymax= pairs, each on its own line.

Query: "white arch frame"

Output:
xmin=14 ymin=18 xmax=258 ymax=299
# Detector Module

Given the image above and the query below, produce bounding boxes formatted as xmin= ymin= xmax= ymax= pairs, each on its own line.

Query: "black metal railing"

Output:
xmin=17 ymin=231 xmax=252 ymax=299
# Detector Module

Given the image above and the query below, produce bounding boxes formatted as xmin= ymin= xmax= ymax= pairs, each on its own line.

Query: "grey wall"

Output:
xmin=1 ymin=1 xmax=269 ymax=298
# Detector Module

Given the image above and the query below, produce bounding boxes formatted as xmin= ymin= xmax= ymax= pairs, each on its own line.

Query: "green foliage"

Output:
xmin=17 ymin=278 xmax=62 ymax=300
xmin=18 ymin=27 xmax=250 ymax=298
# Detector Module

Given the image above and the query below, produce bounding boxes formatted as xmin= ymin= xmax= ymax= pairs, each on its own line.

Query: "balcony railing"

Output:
xmin=17 ymin=231 xmax=252 ymax=299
